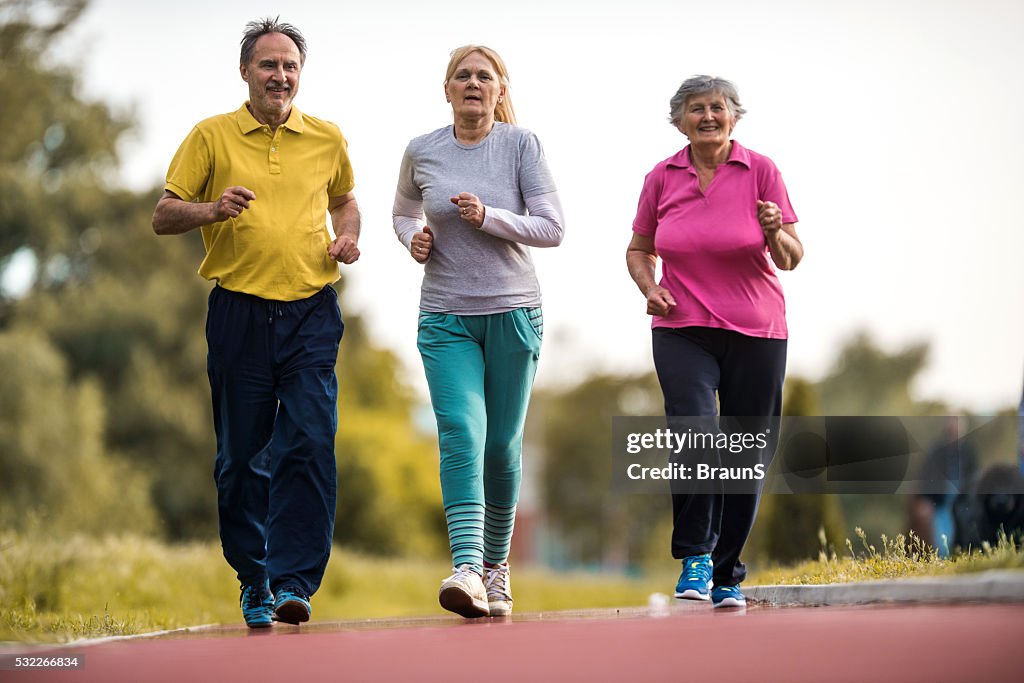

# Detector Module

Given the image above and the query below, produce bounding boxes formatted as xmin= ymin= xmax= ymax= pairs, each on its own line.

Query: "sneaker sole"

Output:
xmin=713 ymin=597 xmax=746 ymax=608
xmin=488 ymin=600 xmax=513 ymax=617
xmin=244 ymin=615 xmax=274 ymax=629
xmin=439 ymin=586 xmax=489 ymax=618
xmin=674 ymin=589 xmax=710 ymax=600
xmin=274 ymin=600 xmax=311 ymax=625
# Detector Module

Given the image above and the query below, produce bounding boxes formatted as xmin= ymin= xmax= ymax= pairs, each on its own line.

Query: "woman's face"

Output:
xmin=445 ymin=52 xmax=504 ymax=120
xmin=678 ymin=91 xmax=735 ymax=146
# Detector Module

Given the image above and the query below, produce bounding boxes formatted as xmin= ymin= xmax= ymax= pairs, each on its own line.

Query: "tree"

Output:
xmin=815 ymin=332 xmax=957 ymax=540
xmin=745 ymin=377 xmax=847 ymax=565
xmin=8 ymin=155 xmax=220 ymax=539
xmin=0 ymin=0 xmax=161 ymax=536
xmin=0 ymin=328 xmax=156 ymax=535
xmin=538 ymin=372 xmax=669 ymax=568
xmin=332 ymin=313 xmax=444 ymax=555
xmin=0 ymin=0 xmax=129 ymax=313
xmin=816 ymin=331 xmax=947 ymax=416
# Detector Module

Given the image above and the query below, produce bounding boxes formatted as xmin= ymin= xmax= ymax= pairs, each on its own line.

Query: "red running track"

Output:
xmin=9 ymin=604 xmax=1023 ymax=682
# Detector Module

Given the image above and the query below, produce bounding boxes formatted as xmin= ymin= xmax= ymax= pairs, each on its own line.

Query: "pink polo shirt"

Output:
xmin=632 ymin=141 xmax=798 ymax=339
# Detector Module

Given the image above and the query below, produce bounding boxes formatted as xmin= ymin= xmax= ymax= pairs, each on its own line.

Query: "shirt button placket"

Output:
xmin=269 ymin=129 xmax=281 ymax=175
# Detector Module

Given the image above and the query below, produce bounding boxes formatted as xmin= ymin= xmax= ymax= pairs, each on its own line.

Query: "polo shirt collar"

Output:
xmin=234 ymin=102 xmax=306 ymax=134
xmin=667 ymin=141 xmax=751 ymax=170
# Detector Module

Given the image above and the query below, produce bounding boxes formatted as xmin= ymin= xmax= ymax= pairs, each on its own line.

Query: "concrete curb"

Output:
xmin=0 ymin=624 xmax=220 ymax=654
xmin=747 ymin=569 xmax=1024 ymax=606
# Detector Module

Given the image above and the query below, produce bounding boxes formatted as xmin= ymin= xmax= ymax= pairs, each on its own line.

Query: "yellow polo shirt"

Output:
xmin=165 ymin=103 xmax=355 ymax=301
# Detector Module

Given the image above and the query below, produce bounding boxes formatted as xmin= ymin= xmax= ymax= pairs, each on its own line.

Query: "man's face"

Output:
xmin=240 ymin=32 xmax=302 ymax=126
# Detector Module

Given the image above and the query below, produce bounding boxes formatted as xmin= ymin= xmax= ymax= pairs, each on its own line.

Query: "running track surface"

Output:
xmin=9 ymin=603 xmax=1023 ymax=682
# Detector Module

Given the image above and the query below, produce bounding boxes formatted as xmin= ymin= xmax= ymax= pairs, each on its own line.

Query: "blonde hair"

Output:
xmin=444 ymin=45 xmax=517 ymax=126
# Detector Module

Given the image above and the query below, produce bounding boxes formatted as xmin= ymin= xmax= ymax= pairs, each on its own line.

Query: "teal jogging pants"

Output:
xmin=417 ymin=308 xmax=542 ymax=570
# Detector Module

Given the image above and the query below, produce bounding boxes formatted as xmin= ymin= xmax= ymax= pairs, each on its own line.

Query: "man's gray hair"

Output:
xmin=668 ymin=76 xmax=746 ymax=127
xmin=240 ymin=17 xmax=307 ymax=66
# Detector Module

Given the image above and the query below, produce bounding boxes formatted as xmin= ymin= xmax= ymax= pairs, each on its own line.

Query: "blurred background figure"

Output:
xmin=908 ymin=417 xmax=977 ymax=557
xmin=952 ymin=463 xmax=1024 ymax=551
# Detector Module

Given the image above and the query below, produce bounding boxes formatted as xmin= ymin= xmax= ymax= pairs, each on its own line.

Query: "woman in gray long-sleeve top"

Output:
xmin=393 ymin=45 xmax=565 ymax=619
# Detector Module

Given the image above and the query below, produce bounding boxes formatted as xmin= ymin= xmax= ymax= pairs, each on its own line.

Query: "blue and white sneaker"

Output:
xmin=711 ymin=584 xmax=746 ymax=608
xmin=674 ymin=553 xmax=713 ymax=600
xmin=240 ymin=581 xmax=274 ymax=628
xmin=273 ymin=586 xmax=311 ymax=624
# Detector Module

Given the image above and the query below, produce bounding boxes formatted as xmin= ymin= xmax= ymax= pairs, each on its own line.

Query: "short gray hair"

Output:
xmin=240 ymin=17 xmax=307 ymax=66
xmin=668 ymin=75 xmax=746 ymax=127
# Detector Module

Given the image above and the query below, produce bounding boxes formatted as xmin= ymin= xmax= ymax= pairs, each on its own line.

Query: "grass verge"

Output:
xmin=750 ymin=527 xmax=1024 ymax=585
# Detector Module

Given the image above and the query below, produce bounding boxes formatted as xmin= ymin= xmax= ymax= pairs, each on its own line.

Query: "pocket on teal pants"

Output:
xmin=521 ymin=307 xmax=544 ymax=340
xmin=417 ymin=311 xmax=447 ymax=331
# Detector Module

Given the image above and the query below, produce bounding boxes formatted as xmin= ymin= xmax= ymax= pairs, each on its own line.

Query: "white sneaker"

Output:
xmin=439 ymin=565 xmax=489 ymax=618
xmin=485 ymin=563 xmax=513 ymax=616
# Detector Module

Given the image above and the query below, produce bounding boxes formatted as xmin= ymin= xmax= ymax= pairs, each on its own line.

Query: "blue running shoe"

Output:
xmin=240 ymin=581 xmax=274 ymax=628
xmin=711 ymin=584 xmax=746 ymax=608
xmin=273 ymin=586 xmax=311 ymax=624
xmin=674 ymin=553 xmax=713 ymax=600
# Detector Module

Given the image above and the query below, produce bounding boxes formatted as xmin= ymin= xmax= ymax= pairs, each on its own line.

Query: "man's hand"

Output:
xmin=328 ymin=192 xmax=360 ymax=264
xmin=214 ymin=186 xmax=257 ymax=221
xmin=328 ymin=235 xmax=359 ymax=264
xmin=153 ymin=187 xmax=256 ymax=236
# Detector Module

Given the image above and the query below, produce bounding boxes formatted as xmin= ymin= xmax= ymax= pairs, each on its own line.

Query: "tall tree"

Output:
xmin=0 ymin=0 xmax=129 ymax=308
xmin=0 ymin=328 xmax=157 ymax=534
xmin=816 ymin=331 xmax=945 ymax=416
xmin=0 ymin=0 xmax=158 ymax=536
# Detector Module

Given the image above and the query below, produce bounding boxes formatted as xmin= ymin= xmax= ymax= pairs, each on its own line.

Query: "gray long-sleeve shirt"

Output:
xmin=394 ymin=123 xmax=561 ymax=315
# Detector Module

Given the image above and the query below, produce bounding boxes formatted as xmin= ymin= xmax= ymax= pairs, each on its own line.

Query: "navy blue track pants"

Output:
xmin=206 ymin=285 xmax=343 ymax=597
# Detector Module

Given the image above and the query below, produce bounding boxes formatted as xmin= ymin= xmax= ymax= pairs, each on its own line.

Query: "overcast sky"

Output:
xmin=54 ymin=0 xmax=1024 ymax=411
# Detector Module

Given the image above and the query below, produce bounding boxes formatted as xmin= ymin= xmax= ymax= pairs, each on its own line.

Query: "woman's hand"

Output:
xmin=626 ymin=233 xmax=676 ymax=315
xmin=645 ymin=285 xmax=677 ymax=316
xmin=411 ymin=226 xmax=433 ymax=263
xmin=757 ymin=200 xmax=782 ymax=235
xmin=757 ymin=200 xmax=803 ymax=270
xmin=450 ymin=192 xmax=486 ymax=229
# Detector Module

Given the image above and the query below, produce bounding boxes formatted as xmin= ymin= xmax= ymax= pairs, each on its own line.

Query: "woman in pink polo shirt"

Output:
xmin=626 ymin=75 xmax=803 ymax=609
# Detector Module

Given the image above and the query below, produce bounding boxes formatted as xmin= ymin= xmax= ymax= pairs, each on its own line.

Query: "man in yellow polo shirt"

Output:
xmin=152 ymin=17 xmax=358 ymax=628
